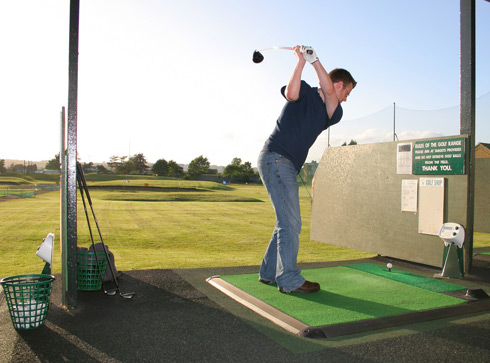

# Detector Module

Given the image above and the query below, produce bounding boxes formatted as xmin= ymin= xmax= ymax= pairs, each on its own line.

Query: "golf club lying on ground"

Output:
xmin=252 ymin=46 xmax=293 ymax=63
xmin=76 ymin=162 xmax=135 ymax=299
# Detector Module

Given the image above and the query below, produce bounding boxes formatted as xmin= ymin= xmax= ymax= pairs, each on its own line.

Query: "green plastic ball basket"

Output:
xmin=0 ymin=274 xmax=55 ymax=330
xmin=77 ymin=252 xmax=108 ymax=291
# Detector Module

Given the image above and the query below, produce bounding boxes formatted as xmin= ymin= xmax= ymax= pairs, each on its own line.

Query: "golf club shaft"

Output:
xmin=257 ymin=46 xmax=293 ymax=52
xmin=298 ymin=173 xmax=312 ymax=199
xmin=77 ymin=167 xmax=135 ymax=298
xmin=76 ymin=163 xmax=111 ymax=294
xmin=77 ymin=163 xmax=135 ymax=298
xmin=77 ymin=162 xmax=121 ymax=290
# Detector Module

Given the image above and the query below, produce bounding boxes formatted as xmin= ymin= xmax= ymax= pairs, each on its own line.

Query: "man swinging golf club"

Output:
xmin=258 ymin=45 xmax=356 ymax=294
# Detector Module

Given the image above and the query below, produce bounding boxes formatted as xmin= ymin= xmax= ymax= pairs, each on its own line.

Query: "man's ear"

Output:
xmin=334 ymin=81 xmax=344 ymax=90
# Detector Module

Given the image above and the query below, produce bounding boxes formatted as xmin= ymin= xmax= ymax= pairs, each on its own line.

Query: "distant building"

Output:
xmin=476 ymin=143 xmax=490 ymax=158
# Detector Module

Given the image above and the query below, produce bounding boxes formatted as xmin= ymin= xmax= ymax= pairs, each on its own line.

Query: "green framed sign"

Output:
xmin=413 ymin=137 xmax=466 ymax=175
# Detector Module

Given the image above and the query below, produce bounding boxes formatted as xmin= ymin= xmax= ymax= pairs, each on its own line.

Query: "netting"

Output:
xmin=0 ymin=183 xmax=59 ymax=199
xmin=36 ymin=184 xmax=60 ymax=191
xmin=308 ymin=91 xmax=490 ymax=162
xmin=0 ymin=188 xmax=36 ymax=198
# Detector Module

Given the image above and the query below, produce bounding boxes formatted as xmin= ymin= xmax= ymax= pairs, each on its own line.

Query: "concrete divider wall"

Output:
xmin=475 ymin=158 xmax=490 ymax=233
xmin=310 ymin=136 xmax=470 ymax=268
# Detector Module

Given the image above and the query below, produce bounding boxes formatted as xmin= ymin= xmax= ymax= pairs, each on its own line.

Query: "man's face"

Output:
xmin=335 ymin=82 xmax=354 ymax=103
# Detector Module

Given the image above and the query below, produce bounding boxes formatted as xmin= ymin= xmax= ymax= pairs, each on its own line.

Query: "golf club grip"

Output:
xmin=75 ymin=165 xmax=89 ymax=204
xmin=76 ymin=168 xmax=97 ymax=246
xmin=77 ymin=162 xmax=93 ymax=205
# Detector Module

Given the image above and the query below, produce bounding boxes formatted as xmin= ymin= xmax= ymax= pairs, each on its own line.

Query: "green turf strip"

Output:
xmin=480 ymin=252 xmax=490 ymax=256
xmin=345 ymin=263 xmax=465 ymax=292
xmin=221 ymin=265 xmax=466 ymax=327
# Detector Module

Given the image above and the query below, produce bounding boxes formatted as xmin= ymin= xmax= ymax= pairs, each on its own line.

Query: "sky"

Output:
xmin=1 ymin=0 xmax=489 ymax=167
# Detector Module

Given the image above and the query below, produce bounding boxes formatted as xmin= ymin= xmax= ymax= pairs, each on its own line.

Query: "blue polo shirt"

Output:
xmin=262 ymin=80 xmax=343 ymax=173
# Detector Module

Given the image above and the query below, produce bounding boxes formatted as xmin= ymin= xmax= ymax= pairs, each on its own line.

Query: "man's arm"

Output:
xmin=312 ymin=60 xmax=339 ymax=119
xmin=284 ymin=46 xmax=306 ymax=102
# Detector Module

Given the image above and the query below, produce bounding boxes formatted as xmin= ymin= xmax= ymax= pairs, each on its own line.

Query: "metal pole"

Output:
xmin=393 ymin=102 xmax=396 ymax=142
xmin=64 ymin=0 xmax=80 ymax=308
xmin=460 ymin=0 xmax=475 ymax=273
xmin=60 ymin=107 xmax=67 ymax=304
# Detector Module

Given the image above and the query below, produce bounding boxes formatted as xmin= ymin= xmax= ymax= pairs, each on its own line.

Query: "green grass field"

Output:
xmin=1 ymin=173 xmax=489 ymax=278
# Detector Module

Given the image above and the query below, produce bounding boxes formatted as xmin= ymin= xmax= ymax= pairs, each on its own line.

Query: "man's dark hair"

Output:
xmin=329 ymin=68 xmax=357 ymax=88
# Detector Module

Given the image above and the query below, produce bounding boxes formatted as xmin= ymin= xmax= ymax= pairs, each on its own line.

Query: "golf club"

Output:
xmin=252 ymin=46 xmax=293 ymax=63
xmin=77 ymin=162 xmax=135 ymax=299
xmin=76 ymin=164 xmax=115 ymax=296
xmin=298 ymin=173 xmax=312 ymax=199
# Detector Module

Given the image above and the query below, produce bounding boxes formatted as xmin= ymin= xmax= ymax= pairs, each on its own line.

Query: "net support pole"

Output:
xmin=459 ymin=0 xmax=475 ymax=273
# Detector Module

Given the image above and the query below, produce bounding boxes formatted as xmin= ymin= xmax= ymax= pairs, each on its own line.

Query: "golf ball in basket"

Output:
xmin=11 ymin=300 xmax=46 ymax=329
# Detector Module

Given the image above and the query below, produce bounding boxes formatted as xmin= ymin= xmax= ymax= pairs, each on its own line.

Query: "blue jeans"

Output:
xmin=257 ymin=151 xmax=305 ymax=292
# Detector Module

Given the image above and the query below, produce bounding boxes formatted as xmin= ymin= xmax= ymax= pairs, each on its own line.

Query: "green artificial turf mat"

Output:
xmin=480 ymin=252 xmax=490 ymax=256
xmin=346 ymin=263 xmax=466 ymax=292
xmin=221 ymin=265 xmax=466 ymax=327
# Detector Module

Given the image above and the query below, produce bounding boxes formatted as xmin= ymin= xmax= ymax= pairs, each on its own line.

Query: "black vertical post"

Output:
xmin=65 ymin=0 xmax=80 ymax=308
xmin=460 ymin=0 xmax=475 ymax=273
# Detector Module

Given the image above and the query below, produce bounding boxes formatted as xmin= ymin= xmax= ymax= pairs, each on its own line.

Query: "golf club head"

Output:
xmin=120 ymin=292 xmax=135 ymax=299
xmin=252 ymin=50 xmax=264 ymax=64
xmin=466 ymin=289 xmax=489 ymax=300
xmin=105 ymin=289 xmax=117 ymax=296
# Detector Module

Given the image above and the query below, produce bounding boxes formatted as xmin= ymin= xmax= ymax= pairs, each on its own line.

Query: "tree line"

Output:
xmin=0 ymin=159 xmax=38 ymax=173
xmin=1 ymin=153 xmax=259 ymax=183
xmin=1 ymin=140 xmax=357 ymax=178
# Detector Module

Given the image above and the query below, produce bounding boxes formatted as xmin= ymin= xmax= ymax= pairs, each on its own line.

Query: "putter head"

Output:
xmin=252 ymin=50 xmax=264 ymax=64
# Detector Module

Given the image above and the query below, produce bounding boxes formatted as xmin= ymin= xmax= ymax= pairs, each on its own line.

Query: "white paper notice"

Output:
xmin=397 ymin=143 xmax=413 ymax=174
xmin=401 ymin=179 xmax=418 ymax=212
xmin=418 ymin=178 xmax=445 ymax=235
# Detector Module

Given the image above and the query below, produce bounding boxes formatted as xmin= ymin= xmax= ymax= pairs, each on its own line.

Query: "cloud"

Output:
xmin=396 ymin=130 xmax=444 ymax=141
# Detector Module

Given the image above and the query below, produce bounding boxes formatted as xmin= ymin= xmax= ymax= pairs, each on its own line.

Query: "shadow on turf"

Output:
xmin=290 ymin=289 xmax=414 ymax=318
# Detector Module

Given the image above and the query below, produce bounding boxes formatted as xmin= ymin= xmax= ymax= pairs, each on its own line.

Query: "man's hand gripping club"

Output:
xmin=300 ymin=46 xmax=318 ymax=64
